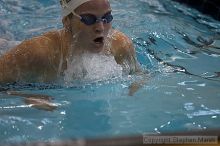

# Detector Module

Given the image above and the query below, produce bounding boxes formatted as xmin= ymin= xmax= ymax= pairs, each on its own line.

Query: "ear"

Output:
xmin=62 ymin=16 xmax=71 ymax=30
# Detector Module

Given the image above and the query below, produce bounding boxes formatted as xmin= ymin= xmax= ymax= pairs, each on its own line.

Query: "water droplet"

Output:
xmin=38 ymin=126 xmax=43 ymax=130
xmin=211 ymin=116 xmax=217 ymax=119
xmin=184 ymin=103 xmax=195 ymax=111
xmin=60 ymin=111 xmax=66 ymax=115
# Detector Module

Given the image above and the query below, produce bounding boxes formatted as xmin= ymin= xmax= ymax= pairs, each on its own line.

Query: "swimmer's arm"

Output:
xmin=112 ymin=30 xmax=140 ymax=72
xmin=111 ymin=30 xmax=148 ymax=96
xmin=124 ymin=39 xmax=149 ymax=96
xmin=0 ymin=36 xmax=56 ymax=83
xmin=6 ymin=91 xmax=57 ymax=111
xmin=128 ymin=70 xmax=149 ymax=96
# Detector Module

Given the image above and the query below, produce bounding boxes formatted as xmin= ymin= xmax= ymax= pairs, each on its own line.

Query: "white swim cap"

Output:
xmin=60 ymin=0 xmax=92 ymax=17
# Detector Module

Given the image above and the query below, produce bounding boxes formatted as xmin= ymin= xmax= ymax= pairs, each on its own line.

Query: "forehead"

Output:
xmin=75 ymin=0 xmax=111 ymax=14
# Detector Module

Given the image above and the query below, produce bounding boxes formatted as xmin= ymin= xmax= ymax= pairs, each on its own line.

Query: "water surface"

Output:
xmin=0 ymin=0 xmax=220 ymax=143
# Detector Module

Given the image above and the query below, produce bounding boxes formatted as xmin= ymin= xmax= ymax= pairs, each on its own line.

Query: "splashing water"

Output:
xmin=64 ymin=53 xmax=123 ymax=84
xmin=0 ymin=0 xmax=220 ymax=143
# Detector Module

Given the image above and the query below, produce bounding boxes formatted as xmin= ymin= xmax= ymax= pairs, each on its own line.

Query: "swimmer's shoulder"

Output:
xmin=3 ymin=30 xmax=63 ymax=69
xmin=37 ymin=29 xmax=62 ymax=49
xmin=11 ymin=30 xmax=62 ymax=57
xmin=110 ymin=29 xmax=135 ymax=62
xmin=42 ymin=30 xmax=62 ymax=42
xmin=111 ymin=29 xmax=135 ymax=54
xmin=110 ymin=29 xmax=141 ymax=74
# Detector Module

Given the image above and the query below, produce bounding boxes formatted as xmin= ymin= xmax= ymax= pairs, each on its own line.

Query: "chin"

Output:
xmin=87 ymin=42 xmax=104 ymax=53
xmin=90 ymin=46 xmax=104 ymax=53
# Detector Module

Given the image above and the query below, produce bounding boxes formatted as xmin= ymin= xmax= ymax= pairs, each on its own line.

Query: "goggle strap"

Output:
xmin=60 ymin=0 xmax=68 ymax=8
xmin=71 ymin=11 xmax=82 ymax=20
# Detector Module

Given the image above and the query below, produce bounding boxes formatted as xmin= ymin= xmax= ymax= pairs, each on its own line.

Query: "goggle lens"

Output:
xmin=80 ymin=12 xmax=113 ymax=25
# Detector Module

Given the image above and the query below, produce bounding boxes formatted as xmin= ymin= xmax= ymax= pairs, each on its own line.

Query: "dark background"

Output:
xmin=173 ymin=0 xmax=220 ymax=21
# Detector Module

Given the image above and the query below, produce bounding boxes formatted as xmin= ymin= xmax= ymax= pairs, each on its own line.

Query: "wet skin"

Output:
xmin=0 ymin=0 xmax=139 ymax=83
xmin=0 ymin=0 xmax=141 ymax=111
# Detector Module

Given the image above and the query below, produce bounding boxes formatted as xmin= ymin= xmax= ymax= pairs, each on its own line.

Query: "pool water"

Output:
xmin=0 ymin=0 xmax=220 ymax=143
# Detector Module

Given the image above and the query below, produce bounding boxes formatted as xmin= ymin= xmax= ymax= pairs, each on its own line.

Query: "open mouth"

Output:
xmin=93 ymin=37 xmax=104 ymax=44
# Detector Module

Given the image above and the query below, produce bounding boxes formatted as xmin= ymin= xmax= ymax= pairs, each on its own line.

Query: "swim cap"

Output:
xmin=60 ymin=0 xmax=92 ymax=17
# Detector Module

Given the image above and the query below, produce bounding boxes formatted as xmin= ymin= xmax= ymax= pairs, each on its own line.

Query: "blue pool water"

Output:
xmin=0 ymin=0 xmax=220 ymax=143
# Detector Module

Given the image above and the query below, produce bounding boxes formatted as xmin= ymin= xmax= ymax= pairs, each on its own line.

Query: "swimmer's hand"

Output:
xmin=24 ymin=97 xmax=57 ymax=111
xmin=7 ymin=91 xmax=57 ymax=111
xmin=129 ymin=80 xmax=145 ymax=96
xmin=128 ymin=72 xmax=149 ymax=96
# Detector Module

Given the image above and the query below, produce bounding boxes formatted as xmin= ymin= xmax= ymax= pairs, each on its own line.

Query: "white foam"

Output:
xmin=64 ymin=53 xmax=123 ymax=83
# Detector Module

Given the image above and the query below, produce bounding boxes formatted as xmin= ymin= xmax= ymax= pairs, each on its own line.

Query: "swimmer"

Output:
xmin=0 ymin=0 xmax=140 ymax=83
xmin=0 ymin=0 xmax=144 ymax=111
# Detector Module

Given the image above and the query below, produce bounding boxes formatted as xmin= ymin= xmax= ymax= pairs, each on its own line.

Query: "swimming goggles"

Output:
xmin=72 ymin=11 xmax=113 ymax=25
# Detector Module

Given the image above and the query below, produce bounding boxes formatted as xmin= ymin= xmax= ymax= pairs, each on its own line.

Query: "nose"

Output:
xmin=94 ymin=21 xmax=104 ymax=33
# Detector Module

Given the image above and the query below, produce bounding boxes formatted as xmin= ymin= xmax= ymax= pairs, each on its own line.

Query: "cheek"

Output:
xmin=73 ymin=21 xmax=84 ymax=31
xmin=78 ymin=26 xmax=93 ymax=40
xmin=104 ymin=24 xmax=111 ymax=33
xmin=81 ymin=26 xmax=93 ymax=37
xmin=72 ymin=22 xmax=91 ymax=38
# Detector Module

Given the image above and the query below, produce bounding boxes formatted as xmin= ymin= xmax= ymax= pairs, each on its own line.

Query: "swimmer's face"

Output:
xmin=71 ymin=0 xmax=112 ymax=52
